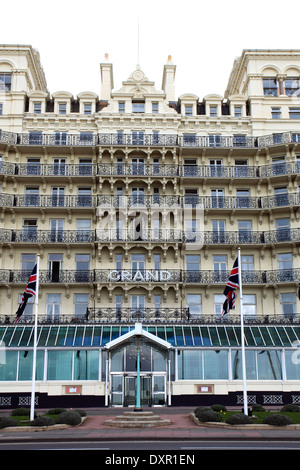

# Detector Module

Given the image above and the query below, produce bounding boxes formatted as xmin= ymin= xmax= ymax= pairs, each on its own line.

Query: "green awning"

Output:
xmin=0 ymin=324 xmax=299 ymax=348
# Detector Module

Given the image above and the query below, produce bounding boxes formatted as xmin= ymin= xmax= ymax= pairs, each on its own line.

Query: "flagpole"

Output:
xmin=30 ymin=254 xmax=39 ymax=422
xmin=238 ymin=248 xmax=248 ymax=415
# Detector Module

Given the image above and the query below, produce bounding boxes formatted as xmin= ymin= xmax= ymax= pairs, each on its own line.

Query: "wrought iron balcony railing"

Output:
xmin=0 ymin=228 xmax=299 ymax=245
xmin=1 ymin=129 xmax=300 ymax=149
xmin=2 ymin=310 xmax=300 ymax=326
xmin=0 ymin=193 xmax=278 ymax=210
xmin=1 ymin=269 xmax=299 ymax=285
xmin=0 ymin=161 xmax=299 ymax=179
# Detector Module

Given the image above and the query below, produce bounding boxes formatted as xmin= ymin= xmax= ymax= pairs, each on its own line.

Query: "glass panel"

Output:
xmin=166 ymin=327 xmax=175 ymax=345
xmin=209 ymin=327 xmax=220 ymax=346
xmin=56 ymin=327 xmax=68 ymax=347
xmin=83 ymin=327 xmax=93 ymax=346
xmin=203 ymin=350 xmax=228 ymax=379
xmin=268 ymin=327 xmax=284 ymax=347
xmin=276 ymin=327 xmax=292 ymax=346
xmin=227 ymin=327 xmax=239 ymax=346
xmin=111 ymin=349 xmax=124 ymax=372
xmin=200 ymin=326 xmax=211 ymax=346
xmin=284 ymin=327 xmax=298 ymax=345
xmin=192 ymin=327 xmax=203 ymax=346
xmin=183 ymin=327 xmax=193 ymax=346
xmin=65 ymin=327 xmax=76 ymax=346
xmin=156 ymin=327 xmax=166 ymax=341
xmin=46 ymin=326 xmax=59 ymax=346
xmin=74 ymin=350 xmax=99 ymax=380
xmin=111 ymin=375 xmax=123 ymax=406
xmin=9 ymin=328 xmax=23 ymax=347
xmin=92 ymin=327 xmax=102 ymax=346
xmin=244 ymin=327 xmax=256 ymax=346
xmin=250 ymin=327 xmax=264 ymax=346
xmin=73 ymin=327 xmax=85 ymax=347
xmin=257 ymin=350 xmax=282 ymax=380
xmin=178 ymin=350 xmax=202 ymax=380
xmin=18 ymin=350 xmax=44 ymax=381
xmin=18 ymin=327 xmax=32 ymax=347
xmin=217 ymin=326 xmax=229 ymax=346
xmin=231 ymin=350 xmax=257 ymax=380
xmin=152 ymin=348 xmax=166 ymax=371
xmin=37 ymin=327 xmax=50 ymax=347
xmin=260 ymin=327 xmax=274 ymax=346
xmin=0 ymin=351 xmax=17 ymax=381
xmin=101 ymin=327 xmax=111 ymax=345
xmin=285 ymin=350 xmax=300 ymax=380
xmin=175 ymin=327 xmax=184 ymax=346
xmin=111 ymin=327 xmax=120 ymax=342
xmin=47 ymin=350 xmax=73 ymax=380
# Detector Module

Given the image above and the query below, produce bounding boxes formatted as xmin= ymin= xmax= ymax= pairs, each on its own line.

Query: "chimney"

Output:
xmin=100 ymin=53 xmax=114 ymax=100
xmin=162 ymin=55 xmax=176 ymax=101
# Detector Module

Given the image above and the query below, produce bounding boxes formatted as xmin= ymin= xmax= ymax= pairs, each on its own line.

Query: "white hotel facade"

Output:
xmin=0 ymin=45 xmax=299 ymax=408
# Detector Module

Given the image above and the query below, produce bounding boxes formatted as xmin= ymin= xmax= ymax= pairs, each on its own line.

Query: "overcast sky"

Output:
xmin=2 ymin=0 xmax=300 ymax=99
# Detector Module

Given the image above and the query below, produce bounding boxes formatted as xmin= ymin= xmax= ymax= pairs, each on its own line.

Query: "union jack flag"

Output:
xmin=221 ymin=258 xmax=239 ymax=318
xmin=15 ymin=264 xmax=37 ymax=323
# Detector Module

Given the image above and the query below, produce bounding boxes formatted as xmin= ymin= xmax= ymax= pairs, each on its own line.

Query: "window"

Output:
xmin=183 ymin=134 xmax=196 ymax=145
xmin=289 ymin=107 xmax=300 ymax=119
xmin=212 ymin=220 xmax=226 ymax=243
xmin=187 ymin=294 xmax=202 ymax=317
xmin=214 ymin=294 xmax=224 ymax=316
xmin=26 ymin=158 xmax=40 ymax=175
xmin=79 ymin=158 xmax=92 ymax=175
xmin=272 ymin=107 xmax=281 ymax=119
xmin=263 ymin=78 xmax=278 ymax=96
xmin=233 ymin=135 xmax=247 ymax=147
xmin=116 ymin=253 xmax=123 ymax=270
xmin=18 ymin=293 xmax=34 ymax=319
xmin=209 ymin=105 xmax=217 ymax=116
xmin=79 ymin=132 xmax=94 ymax=145
xmin=211 ymin=189 xmax=224 ymax=208
xmin=152 ymin=102 xmax=159 ymax=113
xmin=209 ymin=159 xmax=223 ymax=177
xmin=278 ymin=253 xmax=293 ymax=281
xmin=238 ymin=220 xmax=252 ymax=242
xmin=75 ymin=254 xmax=90 ymax=281
xmin=74 ymin=294 xmax=89 ymax=317
xmin=118 ymin=102 xmax=125 ymax=113
xmin=274 ymin=187 xmax=288 ymax=206
xmin=285 ymin=77 xmax=300 ymax=96
xmin=132 ymin=131 xmax=144 ymax=145
xmin=77 ymin=187 xmax=92 ymax=206
xmin=83 ymin=103 xmax=92 ymax=114
xmin=185 ymin=104 xmax=193 ymax=116
xmin=46 ymin=294 xmax=61 ymax=320
xmin=28 ymin=131 xmax=42 ymax=145
xmin=54 ymin=132 xmax=67 ymax=145
xmin=243 ymin=295 xmax=256 ymax=317
xmin=234 ymin=106 xmax=242 ymax=117
xmin=52 ymin=187 xmax=65 ymax=207
xmin=50 ymin=219 xmax=64 ymax=242
xmin=58 ymin=103 xmax=66 ymax=114
xmin=280 ymin=293 xmax=296 ymax=318
xmin=76 ymin=219 xmax=91 ymax=241
xmin=236 ymin=189 xmax=250 ymax=208
xmin=48 ymin=253 xmax=63 ymax=282
xmin=0 ymin=73 xmax=12 ymax=92
xmin=0 ymin=103 xmax=2 ymax=115
xmin=185 ymin=255 xmax=200 ymax=282
xmin=23 ymin=219 xmax=38 ymax=241
xmin=209 ymin=134 xmax=221 ymax=147
xmin=213 ymin=255 xmax=227 ymax=282
xmin=132 ymin=101 xmax=145 ymax=113
xmin=53 ymin=158 xmax=66 ymax=175
xmin=25 ymin=187 xmax=39 ymax=206
xmin=154 ymin=254 xmax=161 ymax=270
xmin=33 ymin=102 xmax=42 ymax=114
xmin=275 ymin=218 xmax=290 ymax=242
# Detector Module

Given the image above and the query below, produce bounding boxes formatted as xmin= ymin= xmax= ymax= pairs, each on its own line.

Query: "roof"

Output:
xmin=105 ymin=322 xmax=172 ymax=350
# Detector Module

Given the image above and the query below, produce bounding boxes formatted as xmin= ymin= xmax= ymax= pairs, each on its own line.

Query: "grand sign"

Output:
xmin=108 ymin=270 xmax=171 ymax=282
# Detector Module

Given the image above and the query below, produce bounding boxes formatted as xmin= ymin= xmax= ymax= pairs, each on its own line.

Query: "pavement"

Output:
xmin=1 ymin=407 xmax=300 ymax=442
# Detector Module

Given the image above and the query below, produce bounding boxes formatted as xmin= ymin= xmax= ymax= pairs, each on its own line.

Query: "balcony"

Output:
xmin=0 ymin=227 xmax=299 ymax=245
xmin=1 ymin=129 xmax=300 ymax=150
xmin=1 ymin=269 xmax=299 ymax=285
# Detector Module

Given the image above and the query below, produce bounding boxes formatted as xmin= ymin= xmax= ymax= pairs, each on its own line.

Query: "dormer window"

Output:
xmin=185 ymin=105 xmax=193 ymax=116
xmin=58 ymin=103 xmax=67 ymax=114
xmin=132 ymin=101 xmax=145 ymax=113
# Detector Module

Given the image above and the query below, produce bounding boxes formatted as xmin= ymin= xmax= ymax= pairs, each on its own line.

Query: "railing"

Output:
xmin=0 ymin=228 xmax=299 ymax=245
xmin=1 ymin=130 xmax=300 ymax=149
xmin=2 ymin=311 xmax=300 ymax=325
xmin=0 ymin=161 xmax=299 ymax=179
xmin=2 ymin=269 xmax=299 ymax=285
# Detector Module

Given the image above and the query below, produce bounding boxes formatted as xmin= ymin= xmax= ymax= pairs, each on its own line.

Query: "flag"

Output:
xmin=15 ymin=264 xmax=37 ymax=323
xmin=221 ymin=257 xmax=239 ymax=317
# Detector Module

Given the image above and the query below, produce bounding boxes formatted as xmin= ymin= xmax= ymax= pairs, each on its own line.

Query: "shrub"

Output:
xmin=251 ymin=404 xmax=266 ymax=412
xmin=211 ymin=404 xmax=227 ymax=412
xmin=11 ymin=407 xmax=30 ymax=416
xmin=280 ymin=404 xmax=300 ymax=413
xmin=225 ymin=413 xmax=253 ymax=425
xmin=55 ymin=410 xmax=82 ymax=426
xmin=194 ymin=407 xmax=210 ymax=418
xmin=196 ymin=410 xmax=222 ymax=423
xmin=32 ymin=416 xmax=55 ymax=427
xmin=263 ymin=414 xmax=294 ymax=426
xmin=46 ymin=408 xmax=67 ymax=415
xmin=74 ymin=409 xmax=87 ymax=417
xmin=0 ymin=417 xmax=18 ymax=429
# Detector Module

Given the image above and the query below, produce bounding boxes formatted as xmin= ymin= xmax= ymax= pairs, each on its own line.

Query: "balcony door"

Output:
xmin=131 ymin=294 xmax=145 ymax=320
xmin=50 ymin=219 xmax=64 ymax=242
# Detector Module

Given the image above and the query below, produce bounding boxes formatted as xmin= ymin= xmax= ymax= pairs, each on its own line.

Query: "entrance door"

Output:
xmin=124 ymin=375 xmax=152 ymax=406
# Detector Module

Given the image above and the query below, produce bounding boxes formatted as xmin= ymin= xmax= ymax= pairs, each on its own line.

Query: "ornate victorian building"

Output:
xmin=0 ymin=45 xmax=299 ymax=408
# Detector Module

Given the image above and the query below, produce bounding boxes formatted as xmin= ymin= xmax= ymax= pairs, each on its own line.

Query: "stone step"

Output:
xmin=103 ymin=411 xmax=172 ymax=428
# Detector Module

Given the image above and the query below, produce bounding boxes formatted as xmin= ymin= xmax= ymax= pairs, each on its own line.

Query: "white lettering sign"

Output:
xmin=108 ymin=270 xmax=171 ymax=282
